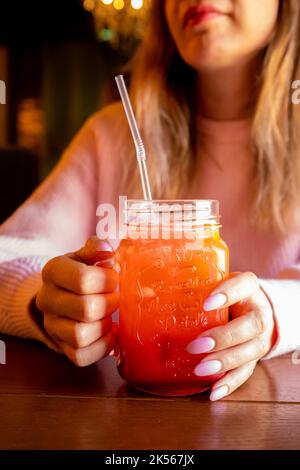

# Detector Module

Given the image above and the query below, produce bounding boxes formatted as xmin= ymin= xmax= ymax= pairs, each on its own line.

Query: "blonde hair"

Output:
xmin=125 ymin=0 xmax=300 ymax=232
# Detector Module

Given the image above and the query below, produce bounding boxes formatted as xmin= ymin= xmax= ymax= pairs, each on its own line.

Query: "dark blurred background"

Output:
xmin=0 ymin=0 xmax=146 ymax=222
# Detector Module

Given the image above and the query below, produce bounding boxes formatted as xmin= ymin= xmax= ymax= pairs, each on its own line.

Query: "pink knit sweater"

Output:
xmin=1 ymin=102 xmax=300 ymax=359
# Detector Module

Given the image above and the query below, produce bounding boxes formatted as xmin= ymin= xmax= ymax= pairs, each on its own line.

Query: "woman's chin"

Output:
xmin=178 ymin=40 xmax=236 ymax=72
xmin=186 ymin=54 xmax=237 ymax=73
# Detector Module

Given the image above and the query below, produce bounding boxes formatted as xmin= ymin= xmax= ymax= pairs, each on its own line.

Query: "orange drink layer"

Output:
xmin=117 ymin=216 xmax=229 ymax=396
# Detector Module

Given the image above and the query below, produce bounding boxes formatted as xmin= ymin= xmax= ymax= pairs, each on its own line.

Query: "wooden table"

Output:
xmin=0 ymin=335 xmax=300 ymax=450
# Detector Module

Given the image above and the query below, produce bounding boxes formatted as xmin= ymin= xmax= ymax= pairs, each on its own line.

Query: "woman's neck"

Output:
xmin=197 ymin=57 xmax=261 ymax=121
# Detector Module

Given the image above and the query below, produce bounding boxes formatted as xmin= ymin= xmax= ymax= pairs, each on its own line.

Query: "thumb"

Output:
xmin=75 ymin=236 xmax=114 ymax=266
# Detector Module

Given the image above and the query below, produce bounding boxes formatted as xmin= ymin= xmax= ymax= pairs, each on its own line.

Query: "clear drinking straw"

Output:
xmin=115 ymin=75 xmax=152 ymax=201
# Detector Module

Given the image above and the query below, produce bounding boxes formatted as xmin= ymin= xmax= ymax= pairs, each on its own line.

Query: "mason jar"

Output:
xmin=116 ymin=199 xmax=229 ymax=396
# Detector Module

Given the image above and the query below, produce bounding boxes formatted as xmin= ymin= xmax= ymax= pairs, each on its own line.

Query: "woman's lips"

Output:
xmin=183 ymin=5 xmax=224 ymax=29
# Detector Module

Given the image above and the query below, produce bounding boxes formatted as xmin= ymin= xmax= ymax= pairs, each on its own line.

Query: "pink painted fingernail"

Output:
xmin=194 ymin=360 xmax=222 ymax=376
xmin=96 ymin=241 xmax=113 ymax=252
xmin=203 ymin=293 xmax=227 ymax=311
xmin=210 ymin=385 xmax=229 ymax=401
xmin=187 ymin=337 xmax=215 ymax=354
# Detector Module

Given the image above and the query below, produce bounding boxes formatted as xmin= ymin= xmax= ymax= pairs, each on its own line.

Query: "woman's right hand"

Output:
xmin=36 ymin=237 xmax=119 ymax=367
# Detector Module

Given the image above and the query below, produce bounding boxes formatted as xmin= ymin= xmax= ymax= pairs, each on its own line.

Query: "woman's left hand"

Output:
xmin=187 ymin=272 xmax=276 ymax=401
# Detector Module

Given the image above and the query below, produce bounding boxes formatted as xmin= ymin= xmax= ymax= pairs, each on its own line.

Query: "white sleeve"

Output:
xmin=260 ymin=265 xmax=300 ymax=359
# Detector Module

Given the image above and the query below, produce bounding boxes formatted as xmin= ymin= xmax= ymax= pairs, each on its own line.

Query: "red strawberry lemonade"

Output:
xmin=117 ymin=210 xmax=229 ymax=396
